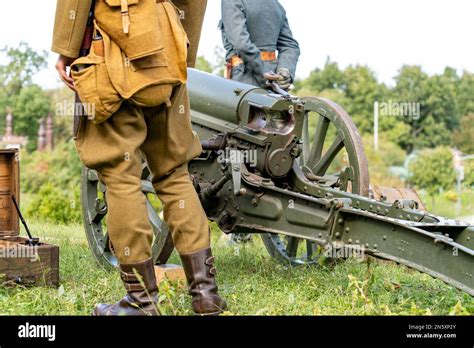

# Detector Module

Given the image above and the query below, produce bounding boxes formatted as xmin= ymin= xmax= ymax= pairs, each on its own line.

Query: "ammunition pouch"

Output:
xmin=71 ymin=0 xmax=188 ymax=124
xmin=71 ymin=43 xmax=122 ymax=124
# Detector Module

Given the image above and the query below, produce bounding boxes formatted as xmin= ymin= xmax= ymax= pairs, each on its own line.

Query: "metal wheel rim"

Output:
xmin=300 ymin=97 xmax=369 ymax=195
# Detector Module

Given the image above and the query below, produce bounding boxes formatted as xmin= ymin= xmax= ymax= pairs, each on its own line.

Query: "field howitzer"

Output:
xmin=81 ymin=69 xmax=474 ymax=296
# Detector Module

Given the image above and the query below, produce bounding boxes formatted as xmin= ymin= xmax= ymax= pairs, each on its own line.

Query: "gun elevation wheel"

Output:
xmin=261 ymin=97 xmax=370 ymax=266
xmin=81 ymin=165 xmax=174 ymax=269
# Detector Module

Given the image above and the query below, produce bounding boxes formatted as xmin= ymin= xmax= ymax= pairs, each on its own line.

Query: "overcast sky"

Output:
xmin=1 ymin=0 xmax=473 ymax=89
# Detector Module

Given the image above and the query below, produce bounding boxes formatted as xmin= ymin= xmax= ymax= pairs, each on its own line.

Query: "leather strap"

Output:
xmin=260 ymin=51 xmax=277 ymax=61
xmin=228 ymin=51 xmax=277 ymax=67
xmin=120 ymin=0 xmax=169 ymax=35
xmin=229 ymin=56 xmax=244 ymax=67
xmin=124 ymin=282 xmax=145 ymax=292
xmin=120 ymin=0 xmax=130 ymax=34
xmin=225 ymin=61 xmax=232 ymax=79
xmin=120 ymin=271 xmax=137 ymax=282
xmin=121 ymin=271 xmax=146 ymax=292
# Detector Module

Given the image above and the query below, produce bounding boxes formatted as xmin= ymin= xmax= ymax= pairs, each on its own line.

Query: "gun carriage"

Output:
xmin=81 ymin=69 xmax=474 ymax=296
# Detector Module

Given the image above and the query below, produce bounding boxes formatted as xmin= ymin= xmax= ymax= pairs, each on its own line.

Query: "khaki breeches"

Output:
xmin=75 ymin=84 xmax=210 ymax=264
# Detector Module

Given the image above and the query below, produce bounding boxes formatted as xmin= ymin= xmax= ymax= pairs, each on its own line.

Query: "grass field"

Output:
xmin=420 ymin=190 xmax=474 ymax=221
xmin=0 ymin=222 xmax=472 ymax=316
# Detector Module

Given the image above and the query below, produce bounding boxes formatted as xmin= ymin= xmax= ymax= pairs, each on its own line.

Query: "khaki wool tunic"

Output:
xmin=51 ymin=0 xmax=207 ymax=67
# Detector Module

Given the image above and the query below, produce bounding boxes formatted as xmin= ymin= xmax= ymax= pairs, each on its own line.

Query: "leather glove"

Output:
xmin=264 ymin=68 xmax=292 ymax=91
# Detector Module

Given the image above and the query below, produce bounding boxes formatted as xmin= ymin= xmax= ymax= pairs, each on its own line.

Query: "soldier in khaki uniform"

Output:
xmin=52 ymin=0 xmax=226 ymax=316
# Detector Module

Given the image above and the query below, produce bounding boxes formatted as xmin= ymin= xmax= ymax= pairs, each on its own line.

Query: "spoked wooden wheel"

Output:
xmin=261 ymin=97 xmax=370 ymax=266
xmin=81 ymin=164 xmax=174 ymax=269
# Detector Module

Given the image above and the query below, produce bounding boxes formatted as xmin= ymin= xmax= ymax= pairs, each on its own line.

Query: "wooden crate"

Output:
xmin=0 ymin=149 xmax=59 ymax=287
xmin=155 ymin=264 xmax=186 ymax=287
xmin=0 ymin=237 xmax=59 ymax=287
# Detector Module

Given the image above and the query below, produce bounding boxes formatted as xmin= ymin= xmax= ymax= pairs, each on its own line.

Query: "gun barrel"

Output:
xmin=187 ymin=68 xmax=260 ymax=124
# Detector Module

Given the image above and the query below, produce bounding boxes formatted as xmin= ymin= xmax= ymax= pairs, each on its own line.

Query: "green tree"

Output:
xmin=392 ymin=65 xmax=429 ymax=152
xmin=47 ymin=86 xmax=76 ymax=144
xmin=212 ymin=46 xmax=226 ymax=77
xmin=297 ymin=59 xmax=395 ymax=134
xmin=21 ymin=140 xmax=83 ymax=223
xmin=21 ymin=140 xmax=82 ymax=194
xmin=464 ymin=160 xmax=474 ymax=189
xmin=13 ymin=85 xmax=51 ymax=152
xmin=295 ymin=60 xmax=390 ymax=136
xmin=0 ymin=42 xmax=49 ymax=146
xmin=0 ymin=42 xmax=48 ymax=109
xmin=284 ymin=60 xmax=470 ymax=156
xmin=452 ymin=113 xmax=474 ymax=154
xmin=409 ymin=147 xmax=456 ymax=206
xmin=195 ymin=56 xmax=213 ymax=73
xmin=457 ymin=71 xmax=474 ymax=117
xmin=300 ymin=58 xmax=345 ymax=92
xmin=393 ymin=66 xmax=461 ymax=152
xmin=194 ymin=47 xmax=226 ymax=77
xmin=341 ymin=64 xmax=388 ymax=134
xmin=424 ymin=69 xmax=460 ymax=130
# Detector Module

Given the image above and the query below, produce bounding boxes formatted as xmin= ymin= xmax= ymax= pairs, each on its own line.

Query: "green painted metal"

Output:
xmin=81 ymin=68 xmax=474 ymax=295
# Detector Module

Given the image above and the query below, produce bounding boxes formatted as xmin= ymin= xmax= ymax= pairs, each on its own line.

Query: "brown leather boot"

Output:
xmin=180 ymin=248 xmax=227 ymax=316
xmin=93 ymin=258 xmax=159 ymax=316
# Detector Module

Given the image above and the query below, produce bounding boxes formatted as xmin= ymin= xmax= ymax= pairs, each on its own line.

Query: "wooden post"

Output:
xmin=46 ymin=113 xmax=54 ymax=151
xmin=5 ymin=112 xmax=13 ymax=139
xmin=37 ymin=118 xmax=46 ymax=152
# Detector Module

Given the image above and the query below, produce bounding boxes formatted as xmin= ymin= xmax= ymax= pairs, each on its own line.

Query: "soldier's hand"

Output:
xmin=275 ymin=68 xmax=292 ymax=90
xmin=264 ymin=68 xmax=292 ymax=91
xmin=55 ymin=55 xmax=76 ymax=91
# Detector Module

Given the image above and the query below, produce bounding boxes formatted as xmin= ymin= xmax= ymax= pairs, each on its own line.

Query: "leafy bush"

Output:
xmin=20 ymin=140 xmax=82 ymax=192
xmin=409 ymin=147 xmax=456 ymax=202
xmin=25 ymin=183 xmax=82 ymax=224
xmin=20 ymin=140 xmax=83 ymax=223
xmin=444 ymin=190 xmax=459 ymax=202
xmin=362 ymin=135 xmax=406 ymax=187
xmin=464 ymin=160 xmax=474 ymax=189
xmin=452 ymin=113 xmax=474 ymax=154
